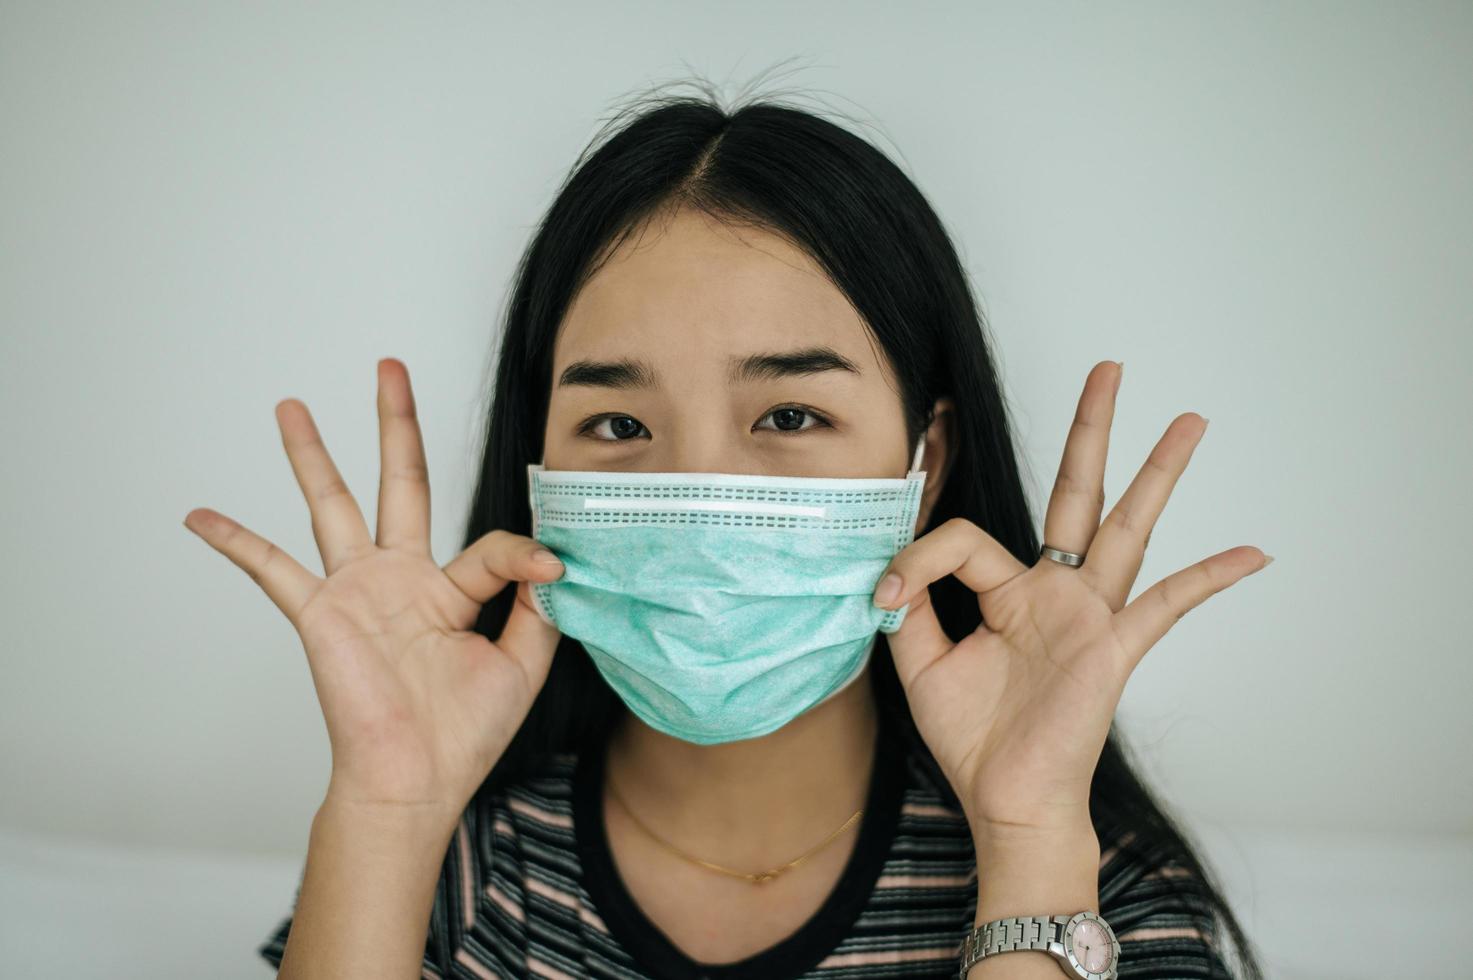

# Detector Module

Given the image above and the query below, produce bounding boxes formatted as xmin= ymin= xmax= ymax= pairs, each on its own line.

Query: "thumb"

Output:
xmin=495 ymin=579 xmax=563 ymax=693
xmin=883 ymin=585 xmax=954 ymax=688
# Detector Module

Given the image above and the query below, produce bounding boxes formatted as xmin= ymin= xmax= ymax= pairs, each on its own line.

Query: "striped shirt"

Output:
xmin=259 ymin=719 xmax=1230 ymax=978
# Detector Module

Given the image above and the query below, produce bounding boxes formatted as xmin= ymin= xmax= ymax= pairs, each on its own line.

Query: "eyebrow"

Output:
xmin=556 ymin=346 xmax=862 ymax=390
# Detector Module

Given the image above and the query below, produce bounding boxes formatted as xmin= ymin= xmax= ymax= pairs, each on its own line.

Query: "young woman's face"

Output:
xmin=544 ymin=206 xmax=920 ymax=482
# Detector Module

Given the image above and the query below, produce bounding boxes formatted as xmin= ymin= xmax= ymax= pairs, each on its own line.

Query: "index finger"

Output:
xmin=440 ymin=529 xmax=566 ymax=609
xmin=183 ymin=508 xmax=320 ymax=622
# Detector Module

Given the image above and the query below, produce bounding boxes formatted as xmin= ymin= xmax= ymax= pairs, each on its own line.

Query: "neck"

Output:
xmin=603 ymin=661 xmax=881 ymax=869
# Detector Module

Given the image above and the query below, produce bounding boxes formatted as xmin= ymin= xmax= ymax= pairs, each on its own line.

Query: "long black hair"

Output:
xmin=459 ymin=79 xmax=1263 ymax=980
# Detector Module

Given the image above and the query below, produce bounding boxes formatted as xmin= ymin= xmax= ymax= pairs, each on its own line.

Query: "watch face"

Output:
xmin=1071 ymin=918 xmax=1113 ymax=973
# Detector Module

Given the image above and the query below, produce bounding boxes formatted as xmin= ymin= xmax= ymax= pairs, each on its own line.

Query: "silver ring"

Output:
xmin=1040 ymin=544 xmax=1085 ymax=567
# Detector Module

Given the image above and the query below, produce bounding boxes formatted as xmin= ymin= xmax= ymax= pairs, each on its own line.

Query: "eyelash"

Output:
xmin=577 ymin=404 xmax=834 ymax=441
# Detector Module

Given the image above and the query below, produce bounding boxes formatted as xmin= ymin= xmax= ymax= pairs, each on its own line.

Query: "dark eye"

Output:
xmin=581 ymin=415 xmax=648 ymax=441
xmin=755 ymin=405 xmax=830 ymax=433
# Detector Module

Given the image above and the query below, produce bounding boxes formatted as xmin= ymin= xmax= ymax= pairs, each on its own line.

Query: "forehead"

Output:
xmin=554 ymin=208 xmax=887 ymax=378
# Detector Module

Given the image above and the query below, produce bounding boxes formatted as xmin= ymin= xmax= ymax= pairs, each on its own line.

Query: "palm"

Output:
xmin=291 ymin=548 xmax=544 ymax=809
xmin=899 ymin=564 xmax=1125 ymax=833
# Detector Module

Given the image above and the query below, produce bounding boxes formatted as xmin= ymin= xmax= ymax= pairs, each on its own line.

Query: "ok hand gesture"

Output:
xmin=876 ymin=360 xmax=1271 ymax=850
xmin=184 ymin=359 xmax=565 ymax=818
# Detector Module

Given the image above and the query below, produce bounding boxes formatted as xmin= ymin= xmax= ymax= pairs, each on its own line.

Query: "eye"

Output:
xmin=755 ymin=404 xmax=832 ymax=434
xmin=578 ymin=414 xmax=649 ymax=441
xmin=577 ymin=406 xmax=831 ymax=441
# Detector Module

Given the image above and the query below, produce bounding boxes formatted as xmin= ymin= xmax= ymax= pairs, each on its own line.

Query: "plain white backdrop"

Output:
xmin=2 ymin=2 xmax=1469 ymax=977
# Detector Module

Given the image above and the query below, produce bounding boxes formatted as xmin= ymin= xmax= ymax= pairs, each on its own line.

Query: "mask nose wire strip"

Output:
xmin=582 ymin=497 xmax=826 ymax=518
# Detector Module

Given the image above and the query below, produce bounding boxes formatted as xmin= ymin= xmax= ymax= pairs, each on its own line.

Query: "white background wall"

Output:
xmin=2 ymin=2 xmax=1469 ymax=977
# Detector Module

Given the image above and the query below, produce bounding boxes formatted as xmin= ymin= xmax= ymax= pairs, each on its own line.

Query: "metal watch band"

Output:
xmin=959 ymin=914 xmax=1069 ymax=976
xmin=958 ymin=911 xmax=1119 ymax=979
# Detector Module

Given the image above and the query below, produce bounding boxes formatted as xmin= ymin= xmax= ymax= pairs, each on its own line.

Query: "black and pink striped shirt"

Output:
xmin=259 ymin=721 xmax=1230 ymax=978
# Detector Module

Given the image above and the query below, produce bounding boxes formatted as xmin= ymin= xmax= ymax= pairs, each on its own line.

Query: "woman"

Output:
xmin=189 ymin=91 xmax=1269 ymax=979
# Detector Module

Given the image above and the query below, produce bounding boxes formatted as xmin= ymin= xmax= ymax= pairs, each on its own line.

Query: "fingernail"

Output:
xmin=873 ymin=573 xmax=902 ymax=607
xmin=1261 ymin=554 xmax=1274 ymax=568
xmin=532 ymin=548 xmax=562 ymax=565
xmin=1114 ymin=361 xmax=1124 ymax=393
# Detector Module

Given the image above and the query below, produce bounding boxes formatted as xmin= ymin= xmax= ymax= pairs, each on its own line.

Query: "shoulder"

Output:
xmin=421 ymin=751 xmax=584 ymax=975
xmin=457 ymin=748 xmax=582 ymax=892
xmin=1097 ymin=829 xmax=1234 ymax=977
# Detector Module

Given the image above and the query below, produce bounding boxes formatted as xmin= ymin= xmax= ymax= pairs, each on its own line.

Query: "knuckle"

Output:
xmin=1154 ymin=580 xmax=1185 ymax=623
xmin=382 ymin=462 xmax=430 ymax=484
xmin=217 ymin=519 xmax=244 ymax=547
xmin=484 ymin=528 xmax=533 ymax=566
xmin=313 ymin=478 xmax=352 ymax=503
xmin=255 ymin=541 xmax=285 ymax=583
xmin=1051 ymin=471 xmax=1100 ymax=503
xmin=1105 ymin=505 xmax=1145 ymax=537
xmin=940 ymin=516 xmax=980 ymax=539
xmin=1143 ymin=451 xmax=1174 ymax=477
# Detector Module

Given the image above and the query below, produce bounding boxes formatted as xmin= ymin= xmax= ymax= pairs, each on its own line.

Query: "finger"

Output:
xmin=441 ymin=529 xmax=565 ymax=610
xmin=183 ymin=507 xmax=320 ymax=622
xmin=875 ymin=517 xmax=1028 ymax=608
xmin=1082 ymin=412 xmax=1208 ymax=609
xmin=494 ymin=580 xmax=564 ymax=694
xmin=1109 ymin=546 xmax=1271 ymax=671
xmin=877 ymin=579 xmax=958 ymax=687
xmin=374 ymin=358 xmax=432 ymax=555
xmin=276 ymin=399 xmax=375 ymax=575
xmin=1042 ymin=360 xmax=1121 ymax=559
xmin=873 ymin=517 xmax=1026 ymax=682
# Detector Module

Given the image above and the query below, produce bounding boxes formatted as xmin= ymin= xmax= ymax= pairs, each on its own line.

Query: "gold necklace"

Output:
xmin=605 ymin=774 xmax=864 ymax=885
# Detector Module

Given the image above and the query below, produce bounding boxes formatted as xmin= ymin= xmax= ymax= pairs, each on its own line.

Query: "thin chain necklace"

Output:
xmin=605 ymin=773 xmax=864 ymax=885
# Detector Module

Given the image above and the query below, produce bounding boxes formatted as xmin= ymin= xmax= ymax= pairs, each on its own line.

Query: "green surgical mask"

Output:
xmin=525 ymin=435 xmax=927 ymax=745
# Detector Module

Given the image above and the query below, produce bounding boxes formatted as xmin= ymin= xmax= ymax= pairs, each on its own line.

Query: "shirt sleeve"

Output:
xmin=256 ymin=803 xmax=485 ymax=978
xmin=1097 ymin=831 xmax=1235 ymax=979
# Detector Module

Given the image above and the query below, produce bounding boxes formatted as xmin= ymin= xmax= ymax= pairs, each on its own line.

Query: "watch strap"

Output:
xmin=959 ymin=914 xmax=1071 ymax=976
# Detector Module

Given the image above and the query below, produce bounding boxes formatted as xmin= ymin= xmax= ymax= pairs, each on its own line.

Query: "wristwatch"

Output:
xmin=958 ymin=911 xmax=1119 ymax=979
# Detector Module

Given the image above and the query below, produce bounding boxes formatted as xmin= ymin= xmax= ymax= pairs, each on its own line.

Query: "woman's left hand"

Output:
xmin=875 ymin=360 xmax=1271 ymax=851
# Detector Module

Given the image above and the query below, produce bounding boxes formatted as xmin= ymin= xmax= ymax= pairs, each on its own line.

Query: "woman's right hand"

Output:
xmin=184 ymin=357 xmax=565 ymax=818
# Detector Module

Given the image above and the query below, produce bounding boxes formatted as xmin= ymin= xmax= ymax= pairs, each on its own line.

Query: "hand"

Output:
xmin=183 ymin=358 xmax=565 ymax=816
xmin=875 ymin=360 xmax=1271 ymax=847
